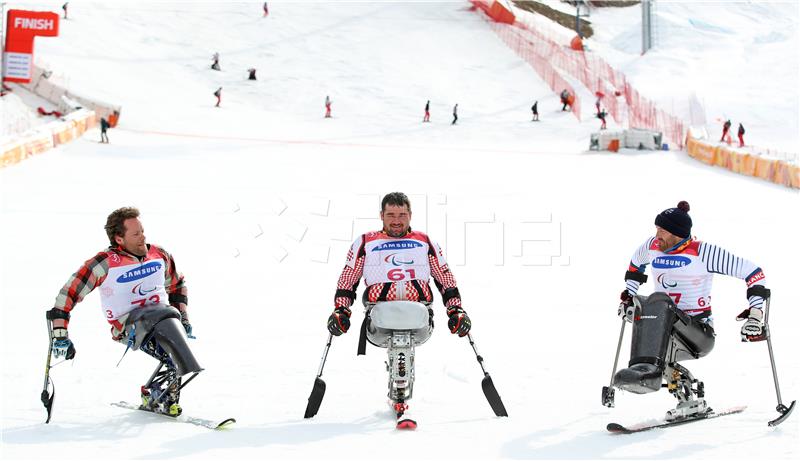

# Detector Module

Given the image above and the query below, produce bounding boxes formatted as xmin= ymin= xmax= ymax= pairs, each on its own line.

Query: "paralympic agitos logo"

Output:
xmin=131 ymin=281 xmax=159 ymax=296
xmin=116 ymin=261 xmax=162 ymax=283
xmin=657 ymin=273 xmax=677 ymax=289
xmin=384 ymin=253 xmax=414 ymax=266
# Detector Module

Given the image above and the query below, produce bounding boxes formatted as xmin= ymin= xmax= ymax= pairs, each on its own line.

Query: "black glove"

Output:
xmin=52 ymin=327 xmax=76 ymax=360
xmin=327 ymin=307 xmax=351 ymax=336
xmin=618 ymin=290 xmax=636 ymax=323
xmin=737 ymin=307 xmax=765 ymax=342
xmin=447 ymin=307 xmax=471 ymax=337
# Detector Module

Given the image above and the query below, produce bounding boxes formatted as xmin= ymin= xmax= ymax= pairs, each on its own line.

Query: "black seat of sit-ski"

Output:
xmin=126 ymin=304 xmax=203 ymax=376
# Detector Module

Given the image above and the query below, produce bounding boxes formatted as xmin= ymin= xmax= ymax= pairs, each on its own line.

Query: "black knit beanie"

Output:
xmin=655 ymin=201 xmax=692 ymax=239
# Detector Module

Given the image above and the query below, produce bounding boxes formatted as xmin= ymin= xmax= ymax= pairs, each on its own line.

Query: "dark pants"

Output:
xmin=671 ymin=309 xmax=715 ymax=361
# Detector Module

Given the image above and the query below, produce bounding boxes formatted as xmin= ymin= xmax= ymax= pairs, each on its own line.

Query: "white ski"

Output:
xmin=111 ymin=401 xmax=236 ymax=430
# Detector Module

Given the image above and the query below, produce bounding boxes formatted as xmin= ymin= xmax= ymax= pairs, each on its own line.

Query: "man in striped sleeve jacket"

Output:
xmin=47 ymin=207 xmax=197 ymax=416
xmin=326 ymin=192 xmax=470 ymax=339
xmin=612 ymin=201 xmax=769 ymax=420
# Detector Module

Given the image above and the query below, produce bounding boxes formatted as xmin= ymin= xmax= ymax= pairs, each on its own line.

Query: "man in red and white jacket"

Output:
xmin=326 ymin=192 xmax=471 ymax=339
xmin=49 ymin=207 xmax=189 ymax=354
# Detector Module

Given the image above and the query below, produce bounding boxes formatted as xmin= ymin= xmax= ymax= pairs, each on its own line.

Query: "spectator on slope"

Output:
xmin=737 ymin=123 xmax=745 ymax=148
xmin=597 ymin=109 xmax=607 ymax=130
xmin=720 ymin=119 xmax=731 ymax=143
xmin=325 ymin=95 xmax=332 ymax=118
xmin=62 ymin=2 xmax=68 ymax=19
xmin=248 ymin=68 xmax=257 ymax=81
xmin=214 ymin=87 xmax=222 ymax=107
xmin=263 ymin=2 xmax=269 ymax=17
xmin=423 ymin=100 xmax=430 ymax=122
xmin=451 ymin=103 xmax=458 ymax=125
xmin=211 ymin=52 xmax=220 ymax=71
xmin=531 ymin=100 xmax=539 ymax=121
xmin=100 ymin=117 xmax=110 ymax=143
xmin=560 ymin=89 xmax=572 ymax=111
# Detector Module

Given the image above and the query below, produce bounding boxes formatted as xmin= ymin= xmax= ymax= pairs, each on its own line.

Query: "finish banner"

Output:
xmin=3 ymin=10 xmax=59 ymax=83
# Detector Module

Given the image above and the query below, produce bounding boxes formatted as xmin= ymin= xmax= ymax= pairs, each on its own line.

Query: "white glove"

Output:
xmin=737 ymin=307 xmax=764 ymax=342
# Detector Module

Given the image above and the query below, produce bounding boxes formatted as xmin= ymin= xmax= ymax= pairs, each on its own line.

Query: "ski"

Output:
xmin=607 ymin=406 xmax=746 ymax=434
xmin=111 ymin=401 xmax=236 ymax=430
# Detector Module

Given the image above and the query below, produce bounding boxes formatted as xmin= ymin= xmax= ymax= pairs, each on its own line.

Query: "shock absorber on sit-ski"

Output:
xmin=664 ymin=362 xmax=708 ymax=421
xmin=387 ymin=331 xmax=415 ymax=401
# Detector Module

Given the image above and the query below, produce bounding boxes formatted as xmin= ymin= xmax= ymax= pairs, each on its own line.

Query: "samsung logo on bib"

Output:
xmin=116 ymin=261 xmax=162 ymax=283
xmin=372 ymin=240 xmax=423 ymax=251
xmin=652 ymin=256 xmax=691 ymax=269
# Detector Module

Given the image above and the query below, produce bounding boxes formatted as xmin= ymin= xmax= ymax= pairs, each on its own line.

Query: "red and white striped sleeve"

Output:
xmin=334 ymin=236 xmax=365 ymax=309
xmin=428 ymin=239 xmax=461 ymax=309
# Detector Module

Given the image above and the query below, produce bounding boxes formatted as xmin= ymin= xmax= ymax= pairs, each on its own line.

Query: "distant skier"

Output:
xmin=325 ymin=95 xmax=332 ymax=118
xmin=326 ymin=192 xmax=472 ymax=430
xmin=595 ymin=93 xmax=603 ymax=116
xmin=62 ymin=2 xmax=68 ymax=19
xmin=100 ymin=117 xmax=110 ymax=143
xmin=560 ymin=89 xmax=572 ymax=111
xmin=423 ymin=100 xmax=430 ymax=122
xmin=720 ymin=119 xmax=731 ymax=143
xmin=737 ymin=123 xmax=745 ymax=148
xmin=47 ymin=207 xmax=199 ymax=417
xmin=211 ymin=52 xmax=220 ymax=71
xmin=613 ymin=201 xmax=768 ymax=422
xmin=597 ymin=109 xmax=607 ymax=130
xmin=451 ymin=103 xmax=458 ymax=125
xmin=263 ymin=1 xmax=269 ymax=17
xmin=214 ymin=87 xmax=222 ymax=107
xmin=531 ymin=100 xmax=539 ymax=121
xmin=247 ymin=68 xmax=257 ymax=80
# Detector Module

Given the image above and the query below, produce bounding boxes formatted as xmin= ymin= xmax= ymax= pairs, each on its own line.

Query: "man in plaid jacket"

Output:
xmin=48 ymin=207 xmax=193 ymax=415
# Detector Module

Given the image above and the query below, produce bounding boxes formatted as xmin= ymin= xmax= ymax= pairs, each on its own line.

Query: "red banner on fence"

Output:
xmin=470 ymin=1 xmax=686 ymax=148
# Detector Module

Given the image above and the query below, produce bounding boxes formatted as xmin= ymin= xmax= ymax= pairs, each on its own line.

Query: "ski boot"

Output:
xmin=664 ymin=362 xmax=709 ymax=421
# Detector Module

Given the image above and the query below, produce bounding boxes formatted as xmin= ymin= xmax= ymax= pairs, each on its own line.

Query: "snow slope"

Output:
xmin=1 ymin=2 xmax=798 ymax=460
